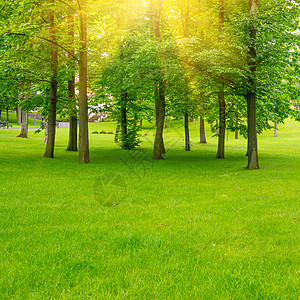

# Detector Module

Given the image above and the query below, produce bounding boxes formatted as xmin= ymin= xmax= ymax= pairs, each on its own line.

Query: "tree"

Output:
xmin=245 ymin=0 xmax=259 ymax=169
xmin=44 ymin=0 xmax=58 ymax=158
xmin=78 ymin=0 xmax=89 ymax=163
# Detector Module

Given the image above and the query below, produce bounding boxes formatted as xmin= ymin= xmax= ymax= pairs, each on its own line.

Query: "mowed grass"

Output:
xmin=0 ymin=118 xmax=299 ymax=299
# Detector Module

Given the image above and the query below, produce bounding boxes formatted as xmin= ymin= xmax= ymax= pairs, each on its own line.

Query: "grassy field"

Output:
xmin=0 ymin=117 xmax=299 ymax=299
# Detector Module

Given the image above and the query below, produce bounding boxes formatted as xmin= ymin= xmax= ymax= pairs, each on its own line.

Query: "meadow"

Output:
xmin=0 ymin=116 xmax=299 ymax=299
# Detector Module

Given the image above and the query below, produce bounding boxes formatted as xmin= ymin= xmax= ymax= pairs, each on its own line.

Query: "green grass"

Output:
xmin=0 ymin=111 xmax=42 ymax=128
xmin=0 ymin=118 xmax=299 ymax=299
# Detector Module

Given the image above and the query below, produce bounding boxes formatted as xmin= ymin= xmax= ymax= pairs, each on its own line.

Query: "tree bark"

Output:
xmin=44 ymin=79 xmax=57 ymax=157
xmin=17 ymin=106 xmax=21 ymax=125
xmin=200 ymin=117 xmax=207 ymax=143
xmin=152 ymin=0 xmax=166 ymax=159
xmin=44 ymin=119 xmax=48 ymax=144
xmin=246 ymin=93 xmax=259 ymax=168
xmin=246 ymin=0 xmax=259 ymax=169
xmin=120 ymin=92 xmax=127 ymax=148
xmin=185 ymin=113 xmax=190 ymax=151
xmin=66 ymin=12 xmax=78 ymax=152
xmin=17 ymin=111 xmax=28 ymax=138
xmin=274 ymin=122 xmax=277 ymax=137
xmin=44 ymin=2 xmax=58 ymax=158
xmin=66 ymin=77 xmax=78 ymax=151
xmin=67 ymin=115 xmax=78 ymax=151
xmin=216 ymin=0 xmax=225 ymax=159
xmin=216 ymin=93 xmax=226 ymax=158
xmin=78 ymin=0 xmax=90 ymax=163
xmin=235 ymin=130 xmax=239 ymax=140
xmin=235 ymin=115 xmax=239 ymax=139
xmin=153 ymin=84 xmax=166 ymax=160
xmin=6 ymin=108 xmax=9 ymax=122
xmin=115 ymin=122 xmax=120 ymax=143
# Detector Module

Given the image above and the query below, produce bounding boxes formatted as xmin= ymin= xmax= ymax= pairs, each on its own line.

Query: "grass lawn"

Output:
xmin=0 ymin=118 xmax=299 ymax=299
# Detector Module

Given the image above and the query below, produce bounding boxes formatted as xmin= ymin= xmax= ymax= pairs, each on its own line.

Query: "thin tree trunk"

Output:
xmin=67 ymin=115 xmax=78 ymax=151
xmin=246 ymin=93 xmax=259 ymax=168
xmin=66 ymin=77 xmax=77 ymax=151
xmin=210 ymin=123 xmax=214 ymax=132
xmin=17 ymin=106 xmax=21 ymax=125
xmin=6 ymin=108 xmax=9 ymax=122
xmin=274 ymin=122 xmax=277 ymax=137
xmin=216 ymin=0 xmax=225 ymax=159
xmin=235 ymin=130 xmax=239 ymax=139
xmin=17 ymin=111 xmax=28 ymax=138
xmin=185 ymin=113 xmax=190 ymax=151
xmin=44 ymin=80 xmax=57 ymax=157
xmin=44 ymin=2 xmax=58 ymax=158
xmin=200 ymin=117 xmax=207 ymax=143
xmin=44 ymin=119 xmax=48 ymax=144
xmin=78 ymin=0 xmax=90 ymax=163
xmin=121 ymin=93 xmax=127 ymax=146
xmin=246 ymin=0 xmax=259 ymax=169
xmin=153 ymin=84 xmax=166 ymax=160
xmin=66 ymin=12 xmax=77 ymax=152
xmin=216 ymin=92 xmax=226 ymax=159
xmin=152 ymin=0 xmax=166 ymax=159
xmin=115 ymin=122 xmax=120 ymax=143
xmin=235 ymin=115 xmax=239 ymax=139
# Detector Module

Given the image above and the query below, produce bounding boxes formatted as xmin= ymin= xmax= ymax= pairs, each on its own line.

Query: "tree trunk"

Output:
xmin=66 ymin=78 xmax=78 ymax=151
xmin=216 ymin=120 xmax=219 ymax=135
xmin=152 ymin=0 xmax=166 ymax=159
xmin=44 ymin=2 xmax=58 ymax=158
xmin=17 ymin=111 xmax=28 ymax=138
xmin=121 ymin=93 xmax=127 ymax=138
xmin=67 ymin=115 xmax=78 ymax=151
xmin=44 ymin=79 xmax=57 ymax=158
xmin=235 ymin=130 xmax=239 ymax=139
xmin=246 ymin=0 xmax=259 ymax=169
xmin=78 ymin=0 xmax=90 ymax=163
xmin=200 ymin=117 xmax=207 ymax=143
xmin=185 ymin=113 xmax=190 ymax=151
xmin=115 ymin=122 xmax=120 ymax=143
xmin=216 ymin=93 xmax=226 ymax=159
xmin=153 ymin=84 xmax=166 ymax=160
xmin=246 ymin=93 xmax=259 ymax=168
xmin=210 ymin=123 xmax=214 ymax=132
xmin=6 ymin=108 xmax=9 ymax=122
xmin=235 ymin=115 xmax=239 ymax=139
xmin=66 ymin=13 xmax=78 ymax=152
xmin=274 ymin=122 xmax=277 ymax=137
xmin=17 ymin=106 xmax=21 ymax=125
xmin=44 ymin=119 xmax=48 ymax=144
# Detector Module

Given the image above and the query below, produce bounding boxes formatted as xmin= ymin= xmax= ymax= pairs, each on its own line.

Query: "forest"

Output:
xmin=0 ymin=0 xmax=299 ymax=168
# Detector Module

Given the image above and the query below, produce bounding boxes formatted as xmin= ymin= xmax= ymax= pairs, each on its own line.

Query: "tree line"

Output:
xmin=0 ymin=0 xmax=299 ymax=169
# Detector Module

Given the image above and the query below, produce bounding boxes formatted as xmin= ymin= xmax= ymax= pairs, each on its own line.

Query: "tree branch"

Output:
xmin=4 ymin=32 xmax=79 ymax=62
xmin=31 ymin=54 xmax=51 ymax=63
xmin=57 ymin=0 xmax=79 ymax=14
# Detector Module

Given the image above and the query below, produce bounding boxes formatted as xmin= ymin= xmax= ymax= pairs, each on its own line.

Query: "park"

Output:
xmin=0 ymin=0 xmax=299 ymax=299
